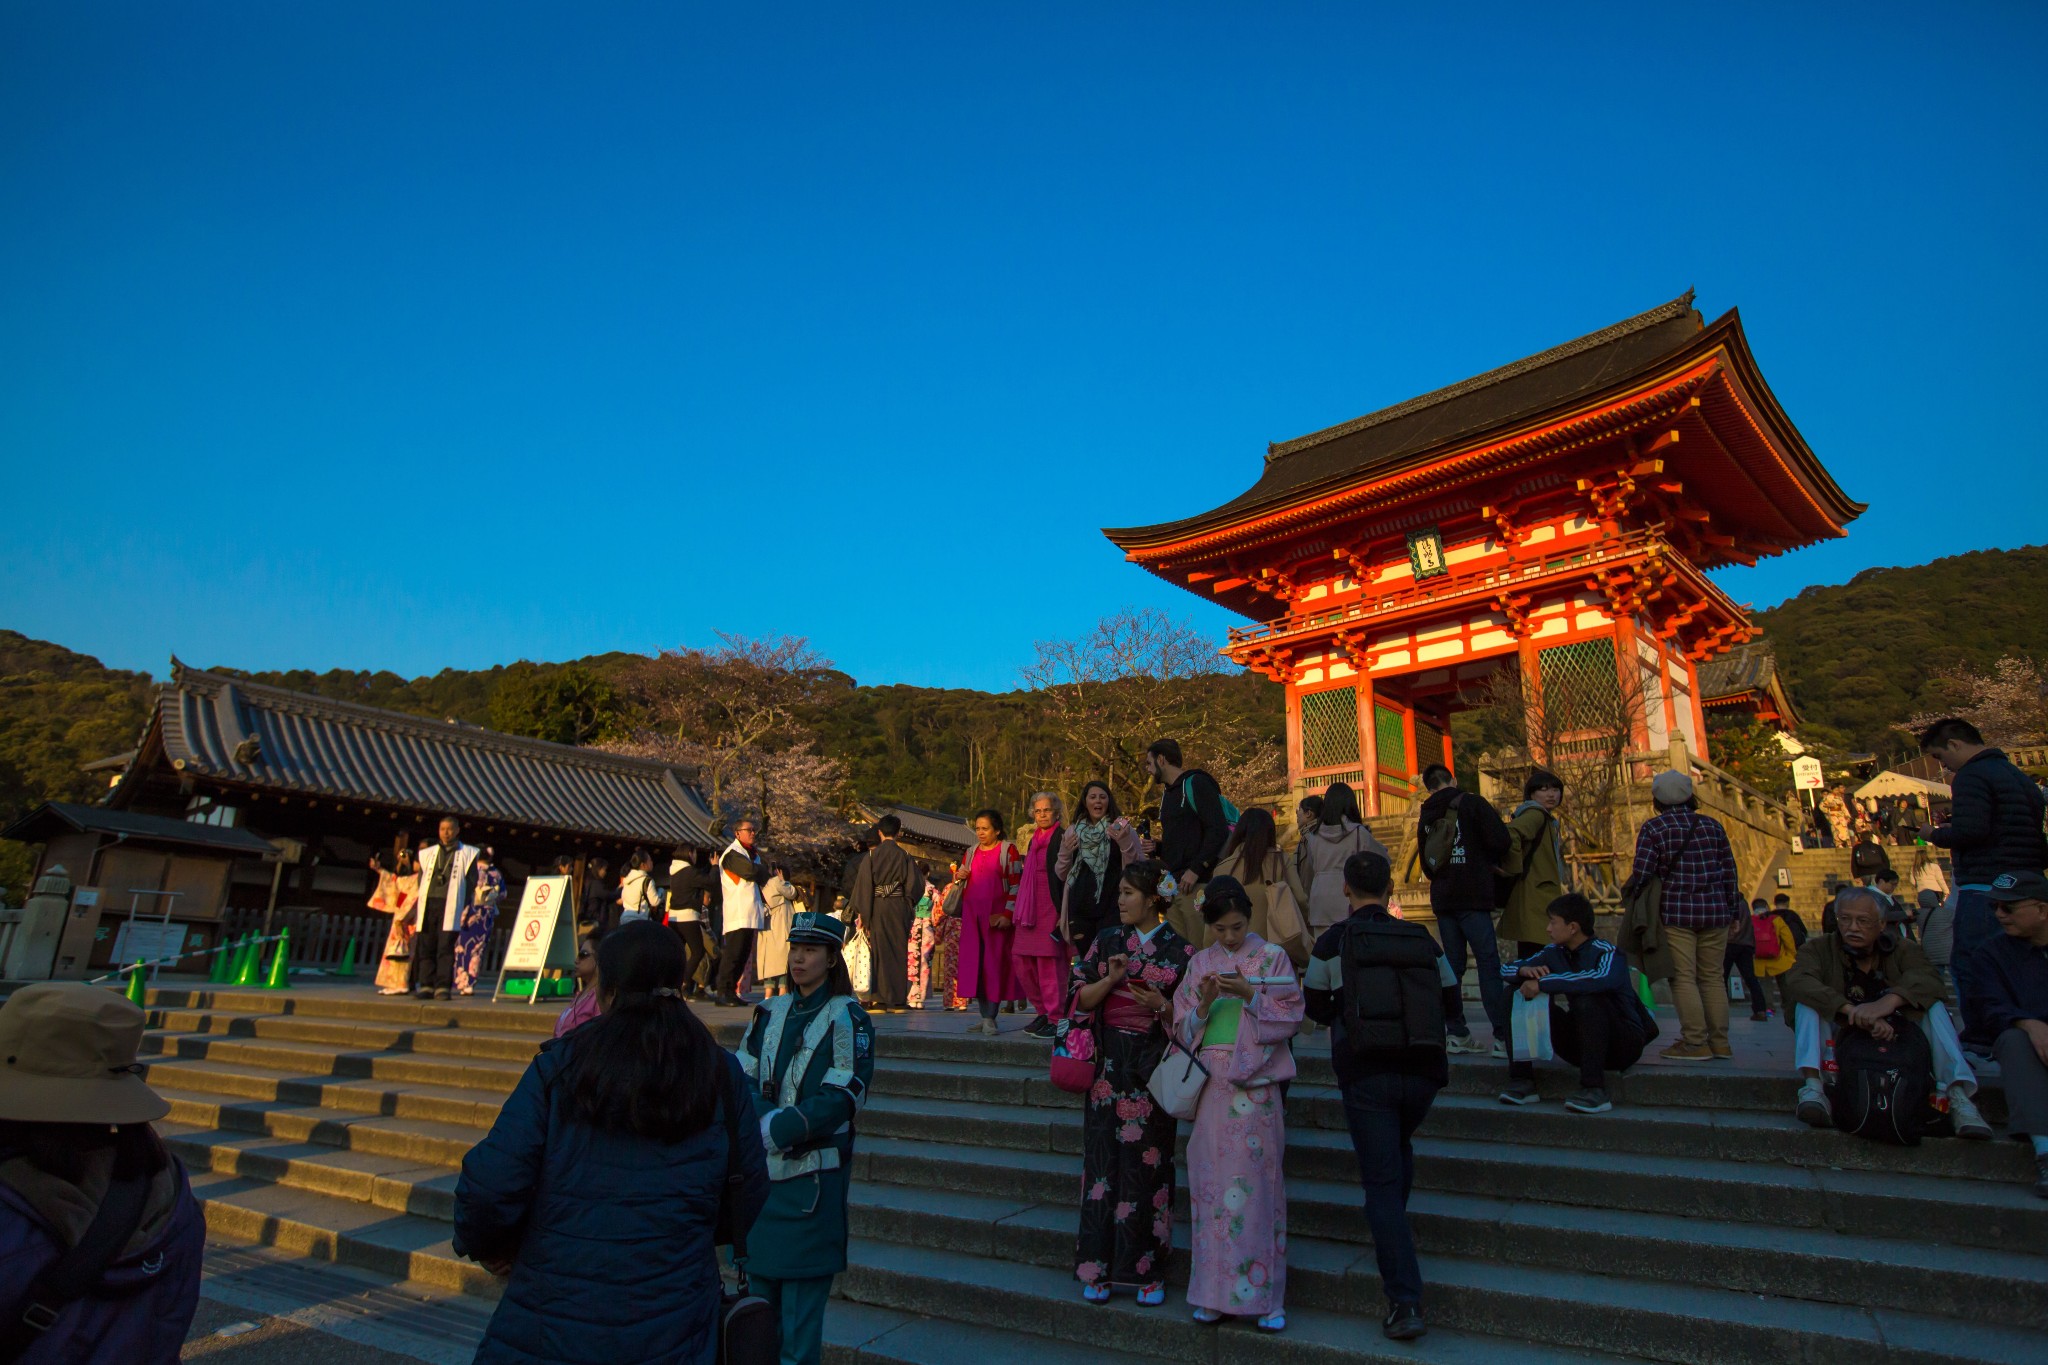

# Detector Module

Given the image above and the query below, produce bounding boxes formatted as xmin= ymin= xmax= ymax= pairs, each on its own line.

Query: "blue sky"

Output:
xmin=4 ymin=4 xmax=2044 ymax=691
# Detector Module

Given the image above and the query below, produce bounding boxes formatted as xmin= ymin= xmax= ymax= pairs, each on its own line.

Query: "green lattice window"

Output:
xmin=1538 ymin=638 xmax=1627 ymax=758
xmin=1375 ymin=704 xmax=1407 ymax=774
xmin=1414 ymin=716 xmax=1446 ymax=773
xmin=1300 ymin=686 xmax=1361 ymax=770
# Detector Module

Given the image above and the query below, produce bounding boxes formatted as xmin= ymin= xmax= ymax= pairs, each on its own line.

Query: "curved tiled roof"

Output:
xmin=144 ymin=663 xmax=721 ymax=848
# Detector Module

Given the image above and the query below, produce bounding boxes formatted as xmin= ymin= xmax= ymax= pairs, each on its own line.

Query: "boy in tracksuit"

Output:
xmin=1497 ymin=894 xmax=1656 ymax=1113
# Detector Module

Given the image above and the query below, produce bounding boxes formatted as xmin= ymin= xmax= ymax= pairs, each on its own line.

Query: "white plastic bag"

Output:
xmin=846 ymin=927 xmax=873 ymax=996
xmin=1728 ymin=971 xmax=1747 ymax=1002
xmin=1511 ymin=991 xmax=1554 ymax=1062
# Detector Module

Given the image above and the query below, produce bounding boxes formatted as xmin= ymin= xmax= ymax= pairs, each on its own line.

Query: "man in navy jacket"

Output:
xmin=1919 ymin=717 xmax=2048 ymax=1023
xmin=1972 ymin=872 xmax=2048 ymax=1199
xmin=1497 ymin=894 xmax=1656 ymax=1114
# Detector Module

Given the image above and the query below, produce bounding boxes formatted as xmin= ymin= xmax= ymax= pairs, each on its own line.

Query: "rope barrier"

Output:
xmin=87 ymin=933 xmax=288 ymax=985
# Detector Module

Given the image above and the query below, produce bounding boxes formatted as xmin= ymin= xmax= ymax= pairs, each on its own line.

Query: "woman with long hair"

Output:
xmin=452 ymin=848 xmax=505 ymax=996
xmin=454 ymin=921 xmax=769 ymax=1365
xmin=617 ymin=850 xmax=660 ymax=924
xmin=1172 ymin=876 xmax=1303 ymax=1331
xmin=1071 ymin=858 xmax=1194 ymax=1306
xmin=1056 ymin=780 xmax=1142 ymax=958
xmin=736 ymin=911 xmax=876 ymax=1365
xmin=955 ymin=809 xmax=1023 ymax=1035
xmin=1211 ymin=807 xmax=1313 ymax=968
xmin=1300 ymin=781 xmax=1388 ymax=931
xmin=369 ymin=849 xmax=417 ymax=995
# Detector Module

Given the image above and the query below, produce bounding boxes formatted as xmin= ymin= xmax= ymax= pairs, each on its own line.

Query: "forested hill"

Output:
xmin=1751 ymin=544 xmax=2048 ymax=754
xmin=2 ymin=542 xmax=2043 ymax=887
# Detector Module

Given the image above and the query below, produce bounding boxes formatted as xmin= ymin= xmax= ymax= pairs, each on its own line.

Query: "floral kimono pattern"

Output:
xmin=1171 ymin=934 xmax=1304 ymax=1317
xmin=1071 ymin=920 xmax=1193 ymax=1290
xmin=371 ymin=872 xmax=418 ymax=994
xmin=453 ymin=865 xmax=504 ymax=996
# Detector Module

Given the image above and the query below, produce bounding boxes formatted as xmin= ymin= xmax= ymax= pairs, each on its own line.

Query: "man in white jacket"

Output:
xmin=714 ymin=818 xmax=769 ymax=1007
xmin=412 ymin=817 xmax=480 ymax=1000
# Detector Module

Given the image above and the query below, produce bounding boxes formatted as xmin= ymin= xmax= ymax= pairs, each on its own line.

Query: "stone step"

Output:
xmin=158 ymin=1083 xmax=2048 ymax=1331
xmin=148 ymin=985 xmax=570 ymax=1035
xmin=158 ymin=1088 xmax=486 ymax=1167
xmin=850 ymin=1129 xmax=2048 ymax=1256
xmin=852 ymin=1171 xmax=2048 ymax=1337
xmin=139 ymin=1030 xmax=529 ymax=1094
xmin=835 ymin=1235 xmax=1625 ymax=1365
xmin=148 ymin=1006 xmax=551 ymax=1064
xmin=141 ymin=1055 xmax=509 ymax=1128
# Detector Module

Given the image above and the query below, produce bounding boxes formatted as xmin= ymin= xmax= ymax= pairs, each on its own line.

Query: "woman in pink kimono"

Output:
xmin=955 ymin=810 xmax=1022 ymax=1035
xmin=1171 ymin=874 xmax=1303 ymax=1333
xmin=368 ymin=850 xmax=418 ymax=995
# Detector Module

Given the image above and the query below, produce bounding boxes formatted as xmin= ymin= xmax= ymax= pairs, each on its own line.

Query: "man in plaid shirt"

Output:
xmin=1631 ymin=770 xmax=1740 ymax=1061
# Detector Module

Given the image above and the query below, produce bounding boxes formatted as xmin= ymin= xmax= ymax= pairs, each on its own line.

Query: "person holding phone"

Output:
xmin=1070 ymin=859 xmax=1194 ymax=1306
xmin=1172 ymin=876 xmax=1303 ymax=1332
xmin=1056 ymin=780 xmax=1143 ymax=956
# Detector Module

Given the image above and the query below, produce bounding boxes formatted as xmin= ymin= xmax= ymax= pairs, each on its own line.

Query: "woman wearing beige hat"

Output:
xmin=0 ymin=983 xmax=203 ymax=1363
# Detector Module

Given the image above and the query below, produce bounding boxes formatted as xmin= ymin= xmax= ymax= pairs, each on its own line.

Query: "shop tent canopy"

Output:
xmin=1855 ymin=771 xmax=1951 ymax=801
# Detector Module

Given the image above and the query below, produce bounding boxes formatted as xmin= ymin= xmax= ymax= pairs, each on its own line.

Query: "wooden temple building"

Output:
xmin=3 ymin=662 xmax=722 ymax=976
xmin=1104 ymin=293 xmax=1861 ymax=815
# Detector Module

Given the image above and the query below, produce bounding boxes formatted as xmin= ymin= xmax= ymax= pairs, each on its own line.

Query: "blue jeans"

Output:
xmin=1337 ymin=1071 xmax=1439 ymax=1307
xmin=1437 ymin=909 xmax=1507 ymax=1039
xmin=1950 ymin=888 xmax=1996 ymax=1030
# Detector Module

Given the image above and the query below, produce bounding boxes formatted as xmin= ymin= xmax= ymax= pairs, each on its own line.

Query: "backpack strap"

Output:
xmin=0 ymin=1152 xmax=152 ymax=1364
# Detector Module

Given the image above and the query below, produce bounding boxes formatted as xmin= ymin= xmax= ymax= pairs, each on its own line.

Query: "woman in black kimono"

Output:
xmin=1071 ymin=858 xmax=1193 ymax=1306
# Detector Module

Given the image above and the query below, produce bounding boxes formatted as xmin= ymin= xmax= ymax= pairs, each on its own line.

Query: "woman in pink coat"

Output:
xmin=955 ymin=809 xmax=1022 ymax=1036
xmin=1011 ymin=792 xmax=1070 ymax=1039
xmin=1170 ymin=875 xmax=1304 ymax=1333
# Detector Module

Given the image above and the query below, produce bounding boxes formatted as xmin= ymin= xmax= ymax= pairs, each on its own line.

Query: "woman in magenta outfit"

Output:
xmin=955 ymin=809 xmax=1022 ymax=1036
xmin=1171 ymin=875 xmax=1302 ymax=1332
xmin=1011 ymin=792 xmax=1070 ymax=1039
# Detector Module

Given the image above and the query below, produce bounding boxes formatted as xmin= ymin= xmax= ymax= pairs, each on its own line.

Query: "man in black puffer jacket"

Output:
xmin=1416 ymin=765 xmax=1511 ymax=1056
xmin=1919 ymin=717 xmax=2048 ymax=1026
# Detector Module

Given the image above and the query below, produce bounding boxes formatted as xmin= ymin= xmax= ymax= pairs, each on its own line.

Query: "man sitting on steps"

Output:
xmin=1496 ymin=894 xmax=1656 ymax=1113
xmin=1968 ymin=871 xmax=2048 ymax=1199
xmin=1782 ymin=885 xmax=1991 ymax=1139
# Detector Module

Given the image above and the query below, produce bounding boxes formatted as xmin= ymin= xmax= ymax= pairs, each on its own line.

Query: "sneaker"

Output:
xmin=1565 ymin=1087 xmax=1613 ymax=1114
xmin=1796 ymin=1078 xmax=1831 ymax=1128
xmin=1445 ymin=1033 xmax=1487 ymax=1055
xmin=1497 ymin=1079 xmax=1542 ymax=1106
xmin=1081 ymin=1283 xmax=1110 ymax=1304
xmin=1949 ymin=1087 xmax=1993 ymax=1141
xmin=1710 ymin=1048 xmax=1734 ymax=1060
xmin=1490 ymin=1040 xmax=1508 ymax=1060
xmin=1256 ymin=1311 xmax=1286 ymax=1333
xmin=1382 ymin=1302 xmax=1426 ymax=1341
xmin=1136 ymin=1283 xmax=1166 ymax=1307
xmin=1750 ymin=1010 xmax=1775 ymax=1022
xmin=433 ymin=988 xmax=452 ymax=1000
xmin=414 ymin=987 xmax=433 ymax=998
xmin=1660 ymin=1044 xmax=1714 ymax=1062
xmin=1192 ymin=1307 xmax=1224 ymax=1324
xmin=1023 ymin=1018 xmax=1057 ymax=1040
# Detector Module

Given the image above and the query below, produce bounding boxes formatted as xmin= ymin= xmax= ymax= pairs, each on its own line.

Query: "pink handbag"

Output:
xmin=1049 ymin=987 xmax=1099 ymax=1094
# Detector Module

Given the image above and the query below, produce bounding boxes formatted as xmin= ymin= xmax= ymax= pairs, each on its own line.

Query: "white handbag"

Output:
xmin=845 ymin=926 xmax=873 ymax=996
xmin=1146 ymin=1037 xmax=1211 ymax=1120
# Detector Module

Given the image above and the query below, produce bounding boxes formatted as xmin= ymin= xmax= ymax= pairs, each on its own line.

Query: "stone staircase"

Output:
xmin=136 ymin=986 xmax=2047 ymax=1365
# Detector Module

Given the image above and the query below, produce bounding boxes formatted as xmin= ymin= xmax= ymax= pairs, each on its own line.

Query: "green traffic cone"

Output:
xmin=261 ymin=928 xmax=293 ymax=989
xmin=232 ymin=936 xmax=263 ymax=986
xmin=124 ymin=961 xmax=148 ymax=1007
xmin=335 ymin=936 xmax=358 ymax=978
xmin=209 ymin=935 xmax=237 ymax=984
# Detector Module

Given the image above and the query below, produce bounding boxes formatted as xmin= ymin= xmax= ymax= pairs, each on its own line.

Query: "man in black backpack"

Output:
xmin=1416 ymin=764 xmax=1511 ymax=1058
xmin=1303 ymin=851 xmax=1458 ymax=1343
xmin=1781 ymin=886 xmax=1990 ymax=1140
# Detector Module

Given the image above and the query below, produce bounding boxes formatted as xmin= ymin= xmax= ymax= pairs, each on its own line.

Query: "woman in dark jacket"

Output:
xmin=454 ymin=920 xmax=769 ymax=1365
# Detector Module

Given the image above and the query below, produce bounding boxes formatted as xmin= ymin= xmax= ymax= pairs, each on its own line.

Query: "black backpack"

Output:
xmin=1419 ymin=802 xmax=1462 ymax=879
xmin=1827 ymin=1016 xmax=1932 ymax=1146
xmin=1336 ymin=917 xmax=1446 ymax=1067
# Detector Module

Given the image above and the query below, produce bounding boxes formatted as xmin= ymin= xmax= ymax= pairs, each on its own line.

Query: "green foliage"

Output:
xmin=0 ymin=632 xmax=153 ymax=898
xmin=486 ymin=662 xmax=624 ymax=745
xmin=1755 ymin=544 xmax=2048 ymax=758
xmin=1705 ymin=716 xmax=1793 ymax=794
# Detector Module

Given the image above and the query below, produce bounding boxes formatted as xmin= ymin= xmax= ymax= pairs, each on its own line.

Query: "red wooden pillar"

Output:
xmin=1283 ymin=680 xmax=1305 ymax=795
xmin=1358 ymin=672 xmax=1380 ymax=817
xmin=1517 ymin=634 xmax=1544 ymax=765
xmin=1685 ymin=657 xmax=1712 ymax=763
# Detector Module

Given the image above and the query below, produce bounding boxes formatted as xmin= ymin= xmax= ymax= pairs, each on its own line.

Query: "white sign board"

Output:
xmin=1791 ymin=756 xmax=1824 ymax=791
xmin=501 ymin=875 xmax=574 ymax=973
xmin=111 ymin=920 xmax=186 ymax=967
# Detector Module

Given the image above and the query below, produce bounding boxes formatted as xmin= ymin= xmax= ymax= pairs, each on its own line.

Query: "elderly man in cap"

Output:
xmin=1969 ymin=872 xmax=2048 ymax=1197
xmin=0 ymin=984 xmax=204 ymax=1362
xmin=1783 ymin=884 xmax=1990 ymax=1141
xmin=1627 ymin=770 xmax=1741 ymax=1061
xmin=734 ymin=909 xmax=876 ymax=1365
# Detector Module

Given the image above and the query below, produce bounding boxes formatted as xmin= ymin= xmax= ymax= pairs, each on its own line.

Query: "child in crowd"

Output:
xmin=1071 ymin=859 xmax=1193 ymax=1306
